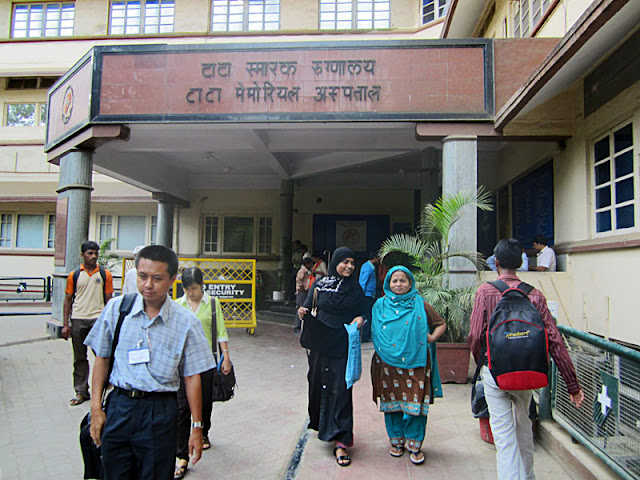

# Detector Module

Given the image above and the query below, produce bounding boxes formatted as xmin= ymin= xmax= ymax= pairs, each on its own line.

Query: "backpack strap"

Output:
xmin=517 ymin=282 xmax=534 ymax=296
xmin=99 ymin=266 xmax=107 ymax=304
xmin=72 ymin=267 xmax=82 ymax=291
xmin=108 ymin=293 xmax=137 ymax=380
xmin=488 ymin=280 xmax=510 ymax=294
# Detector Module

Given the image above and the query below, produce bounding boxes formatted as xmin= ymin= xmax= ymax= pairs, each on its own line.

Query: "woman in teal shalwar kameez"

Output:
xmin=371 ymin=266 xmax=446 ymax=464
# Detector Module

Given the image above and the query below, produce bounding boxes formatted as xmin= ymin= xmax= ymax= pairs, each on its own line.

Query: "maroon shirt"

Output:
xmin=468 ymin=273 xmax=581 ymax=394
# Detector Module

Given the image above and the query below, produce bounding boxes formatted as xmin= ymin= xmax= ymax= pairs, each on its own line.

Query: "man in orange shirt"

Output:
xmin=62 ymin=240 xmax=113 ymax=406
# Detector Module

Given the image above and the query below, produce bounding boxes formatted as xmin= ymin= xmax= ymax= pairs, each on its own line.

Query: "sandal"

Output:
xmin=202 ymin=436 xmax=211 ymax=450
xmin=69 ymin=394 xmax=89 ymax=406
xmin=409 ymin=450 xmax=425 ymax=465
xmin=333 ymin=446 xmax=351 ymax=467
xmin=174 ymin=459 xmax=188 ymax=479
xmin=389 ymin=445 xmax=405 ymax=457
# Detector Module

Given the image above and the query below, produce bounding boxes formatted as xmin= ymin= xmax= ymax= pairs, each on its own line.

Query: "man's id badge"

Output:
xmin=128 ymin=348 xmax=150 ymax=365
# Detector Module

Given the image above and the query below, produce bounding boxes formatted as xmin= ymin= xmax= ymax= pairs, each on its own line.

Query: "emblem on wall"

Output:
xmin=61 ymin=85 xmax=74 ymax=124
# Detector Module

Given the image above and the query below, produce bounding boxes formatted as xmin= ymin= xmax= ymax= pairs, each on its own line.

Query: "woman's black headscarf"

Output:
xmin=313 ymin=246 xmax=365 ymax=327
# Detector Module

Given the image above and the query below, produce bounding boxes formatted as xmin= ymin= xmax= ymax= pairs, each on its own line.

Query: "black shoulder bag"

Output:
xmin=210 ymin=298 xmax=237 ymax=402
xmin=79 ymin=293 xmax=136 ymax=480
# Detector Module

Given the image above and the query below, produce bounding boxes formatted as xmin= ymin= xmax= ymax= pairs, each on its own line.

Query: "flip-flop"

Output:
xmin=389 ymin=446 xmax=405 ymax=457
xmin=409 ymin=450 xmax=425 ymax=465
xmin=203 ymin=436 xmax=211 ymax=450
xmin=333 ymin=446 xmax=351 ymax=467
xmin=69 ymin=394 xmax=89 ymax=406
xmin=174 ymin=460 xmax=188 ymax=479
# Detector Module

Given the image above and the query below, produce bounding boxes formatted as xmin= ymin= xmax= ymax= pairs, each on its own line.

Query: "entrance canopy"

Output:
xmin=44 ymin=39 xmax=555 ymax=202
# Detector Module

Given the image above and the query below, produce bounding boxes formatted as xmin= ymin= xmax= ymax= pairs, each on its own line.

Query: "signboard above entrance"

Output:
xmin=46 ymin=40 xmax=493 ymax=149
xmin=96 ymin=41 xmax=492 ymax=122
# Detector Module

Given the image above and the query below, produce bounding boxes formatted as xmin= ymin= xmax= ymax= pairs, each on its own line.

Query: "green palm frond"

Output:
xmin=379 ymin=187 xmax=493 ymax=342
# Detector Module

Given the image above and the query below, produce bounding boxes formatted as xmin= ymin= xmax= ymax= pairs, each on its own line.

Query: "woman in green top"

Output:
xmin=174 ymin=267 xmax=231 ymax=479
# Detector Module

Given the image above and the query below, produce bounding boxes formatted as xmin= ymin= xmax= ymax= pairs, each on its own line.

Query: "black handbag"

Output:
xmin=79 ymin=293 xmax=136 ymax=479
xmin=211 ymin=299 xmax=236 ymax=402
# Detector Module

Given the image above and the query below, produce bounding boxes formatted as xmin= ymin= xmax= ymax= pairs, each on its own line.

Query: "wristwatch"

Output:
xmin=192 ymin=421 xmax=203 ymax=429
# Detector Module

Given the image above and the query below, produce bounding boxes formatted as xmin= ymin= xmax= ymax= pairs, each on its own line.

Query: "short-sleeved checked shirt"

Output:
xmin=85 ymin=293 xmax=215 ymax=392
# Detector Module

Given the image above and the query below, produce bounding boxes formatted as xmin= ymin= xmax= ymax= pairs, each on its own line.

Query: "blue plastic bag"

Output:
xmin=344 ymin=322 xmax=362 ymax=389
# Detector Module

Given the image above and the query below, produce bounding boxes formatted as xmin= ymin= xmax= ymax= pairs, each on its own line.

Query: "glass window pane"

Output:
xmin=594 ymin=161 xmax=610 ymax=186
xmin=594 ymin=136 xmax=609 ymax=161
xmin=596 ymin=186 xmax=611 ymax=209
xmin=223 ymin=217 xmax=253 ymax=253
xmin=614 ymin=123 xmax=633 ymax=153
xmin=99 ymin=215 xmax=113 ymax=243
xmin=150 ymin=215 xmax=157 ymax=245
xmin=204 ymin=216 xmax=218 ymax=252
xmin=40 ymin=104 xmax=47 ymax=126
xmin=596 ymin=211 xmax=611 ymax=233
xmin=117 ymin=216 xmax=146 ymax=251
xmin=615 ymin=178 xmax=634 ymax=204
xmin=48 ymin=214 xmax=56 ymax=248
xmin=616 ymin=205 xmax=634 ymax=229
xmin=6 ymin=104 xmax=36 ymax=126
xmin=614 ymin=150 xmax=633 ymax=179
xmin=0 ymin=214 xmax=13 ymax=247
xmin=16 ymin=214 xmax=44 ymax=248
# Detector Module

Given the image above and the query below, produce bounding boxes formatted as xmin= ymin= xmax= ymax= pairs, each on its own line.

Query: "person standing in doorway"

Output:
xmin=358 ymin=253 xmax=379 ymax=342
xmin=62 ymin=240 xmax=114 ymax=406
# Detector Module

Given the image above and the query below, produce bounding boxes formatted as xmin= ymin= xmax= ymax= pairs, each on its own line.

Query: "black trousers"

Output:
xmin=101 ymin=388 xmax=178 ymax=480
xmin=176 ymin=368 xmax=214 ymax=461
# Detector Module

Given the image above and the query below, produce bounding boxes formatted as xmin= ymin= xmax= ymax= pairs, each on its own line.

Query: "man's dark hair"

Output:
xmin=494 ymin=239 xmax=523 ymax=270
xmin=81 ymin=241 xmax=100 ymax=253
xmin=293 ymin=240 xmax=302 ymax=246
xmin=302 ymin=257 xmax=314 ymax=267
xmin=181 ymin=267 xmax=204 ymax=289
xmin=532 ymin=234 xmax=548 ymax=245
xmin=301 ymin=244 xmax=308 ymax=251
xmin=135 ymin=245 xmax=179 ymax=277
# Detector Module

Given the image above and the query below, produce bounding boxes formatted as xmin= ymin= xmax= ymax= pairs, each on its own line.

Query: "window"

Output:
xmin=99 ymin=214 xmax=155 ymax=250
xmin=12 ymin=2 xmax=74 ymax=38
xmin=6 ymin=77 xmax=58 ymax=90
xmin=0 ymin=214 xmax=13 ymax=247
xmin=421 ymin=0 xmax=449 ymax=25
xmin=512 ymin=0 xmax=552 ymax=38
xmin=258 ymin=216 xmax=272 ymax=254
xmin=5 ymin=103 xmax=47 ymax=127
xmin=320 ymin=0 xmax=390 ymax=29
xmin=0 ymin=213 xmax=55 ymax=249
xmin=203 ymin=215 xmax=272 ymax=254
xmin=212 ymin=0 xmax=280 ymax=32
xmin=593 ymin=122 xmax=636 ymax=234
xmin=110 ymin=0 xmax=175 ymax=35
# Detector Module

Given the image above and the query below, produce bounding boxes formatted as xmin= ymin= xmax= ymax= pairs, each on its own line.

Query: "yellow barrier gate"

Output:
xmin=174 ymin=258 xmax=257 ymax=335
xmin=122 ymin=257 xmax=257 ymax=334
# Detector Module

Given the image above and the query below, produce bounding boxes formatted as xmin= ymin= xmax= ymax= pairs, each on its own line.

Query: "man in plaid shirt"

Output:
xmin=85 ymin=245 xmax=214 ymax=480
xmin=469 ymin=239 xmax=583 ymax=480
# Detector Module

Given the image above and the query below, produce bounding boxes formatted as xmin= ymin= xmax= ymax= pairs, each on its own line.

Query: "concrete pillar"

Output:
xmin=442 ymin=135 xmax=477 ymax=289
xmin=157 ymin=201 xmax=175 ymax=248
xmin=48 ymin=150 xmax=93 ymax=336
xmin=278 ymin=180 xmax=294 ymax=291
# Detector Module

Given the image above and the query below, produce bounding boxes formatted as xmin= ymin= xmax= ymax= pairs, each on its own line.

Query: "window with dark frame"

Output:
xmin=512 ymin=0 xmax=552 ymax=38
xmin=5 ymin=103 xmax=48 ymax=127
xmin=12 ymin=2 xmax=74 ymax=38
xmin=203 ymin=214 xmax=273 ymax=254
xmin=0 ymin=213 xmax=55 ymax=249
xmin=593 ymin=122 xmax=636 ymax=234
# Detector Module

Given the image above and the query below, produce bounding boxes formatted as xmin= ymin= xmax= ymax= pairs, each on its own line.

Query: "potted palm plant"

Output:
xmin=379 ymin=188 xmax=493 ymax=383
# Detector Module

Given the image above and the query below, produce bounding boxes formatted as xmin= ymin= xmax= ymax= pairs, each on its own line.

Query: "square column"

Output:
xmin=442 ymin=135 xmax=478 ymax=289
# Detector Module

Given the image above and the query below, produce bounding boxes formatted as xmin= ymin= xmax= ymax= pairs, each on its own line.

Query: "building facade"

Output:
xmin=2 ymin=0 xmax=640 ymax=350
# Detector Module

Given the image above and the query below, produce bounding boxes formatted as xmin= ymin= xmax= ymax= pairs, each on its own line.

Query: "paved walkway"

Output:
xmin=0 ymin=309 xmax=588 ymax=480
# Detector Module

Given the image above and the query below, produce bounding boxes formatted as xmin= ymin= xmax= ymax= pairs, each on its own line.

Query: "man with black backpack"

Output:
xmin=469 ymin=239 xmax=584 ymax=479
xmin=63 ymin=240 xmax=114 ymax=406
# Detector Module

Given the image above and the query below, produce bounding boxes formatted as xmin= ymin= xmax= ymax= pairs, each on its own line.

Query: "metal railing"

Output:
xmin=0 ymin=276 xmax=51 ymax=302
xmin=552 ymin=325 xmax=640 ymax=480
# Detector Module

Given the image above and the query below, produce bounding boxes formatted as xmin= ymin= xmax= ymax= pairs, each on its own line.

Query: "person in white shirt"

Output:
xmin=531 ymin=234 xmax=556 ymax=272
xmin=121 ymin=245 xmax=144 ymax=294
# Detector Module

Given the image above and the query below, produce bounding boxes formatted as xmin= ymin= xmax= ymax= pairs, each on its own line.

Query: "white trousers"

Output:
xmin=482 ymin=366 xmax=535 ymax=480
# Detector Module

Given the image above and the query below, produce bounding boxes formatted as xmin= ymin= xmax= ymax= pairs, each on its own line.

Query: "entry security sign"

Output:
xmin=205 ymin=283 xmax=251 ymax=299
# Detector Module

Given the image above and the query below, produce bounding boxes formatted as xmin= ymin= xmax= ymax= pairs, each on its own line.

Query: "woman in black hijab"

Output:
xmin=297 ymin=246 xmax=368 ymax=467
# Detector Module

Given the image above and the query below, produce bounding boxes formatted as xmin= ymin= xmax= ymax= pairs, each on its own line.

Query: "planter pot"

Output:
xmin=437 ymin=342 xmax=471 ymax=384
xmin=272 ymin=290 xmax=286 ymax=301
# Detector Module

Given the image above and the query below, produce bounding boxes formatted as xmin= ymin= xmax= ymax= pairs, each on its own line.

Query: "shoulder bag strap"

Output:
xmin=103 ymin=293 xmax=136 ymax=402
xmin=212 ymin=298 xmax=220 ymax=363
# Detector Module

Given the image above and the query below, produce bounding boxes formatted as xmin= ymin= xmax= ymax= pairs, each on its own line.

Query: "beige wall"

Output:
xmin=74 ymin=0 xmax=109 ymax=36
xmin=281 ymin=0 xmax=317 ymax=31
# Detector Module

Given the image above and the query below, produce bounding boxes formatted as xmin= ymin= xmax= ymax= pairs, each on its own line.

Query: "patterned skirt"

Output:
xmin=371 ymin=352 xmax=433 ymax=416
